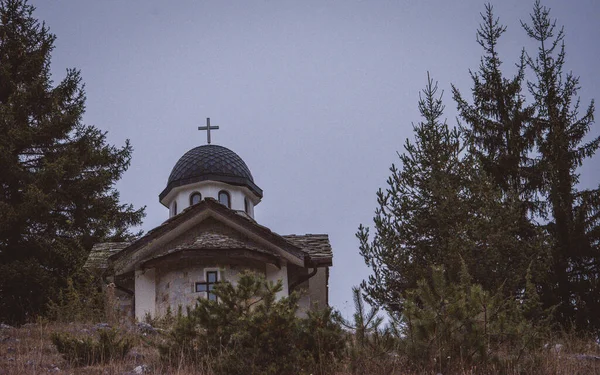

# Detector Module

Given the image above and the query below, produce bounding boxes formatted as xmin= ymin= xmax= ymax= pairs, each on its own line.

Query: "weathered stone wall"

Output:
xmin=155 ymin=262 xmax=264 ymax=316
xmin=108 ymin=274 xmax=134 ymax=321
xmin=113 ymin=288 xmax=134 ymax=321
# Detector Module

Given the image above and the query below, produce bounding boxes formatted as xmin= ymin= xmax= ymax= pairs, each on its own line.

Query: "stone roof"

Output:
xmin=86 ymin=199 xmax=333 ymax=271
xmin=282 ymin=234 xmax=333 ymax=266
xmin=87 ymin=232 xmax=332 ymax=271
xmin=84 ymin=242 xmax=131 ymax=270
xmin=145 ymin=231 xmax=278 ymax=262
xmin=110 ymin=198 xmax=307 ymax=269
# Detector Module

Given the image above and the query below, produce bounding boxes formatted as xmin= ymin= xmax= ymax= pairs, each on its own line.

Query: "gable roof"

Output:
xmin=140 ymin=231 xmax=282 ymax=268
xmin=108 ymin=198 xmax=308 ymax=273
xmin=86 ymin=198 xmax=333 ymax=273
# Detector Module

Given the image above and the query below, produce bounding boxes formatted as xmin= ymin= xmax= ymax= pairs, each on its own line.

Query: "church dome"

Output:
xmin=159 ymin=145 xmax=263 ymax=200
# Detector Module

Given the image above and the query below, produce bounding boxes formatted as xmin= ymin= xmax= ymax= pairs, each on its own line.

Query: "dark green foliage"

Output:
xmin=159 ymin=272 xmax=345 ymax=375
xmin=298 ymin=307 xmax=346 ymax=374
xmin=453 ymin=4 xmax=537 ymax=200
xmin=46 ymin=275 xmax=105 ymax=323
xmin=359 ymin=1 xmax=598 ymax=339
xmin=340 ymin=287 xmax=400 ymax=374
xmin=357 ymin=73 xmax=538 ymax=312
xmin=452 ymin=4 xmax=547 ymax=298
xmin=523 ymin=0 xmax=600 ymax=334
xmin=358 ymin=73 xmax=469 ymax=310
xmin=401 ymin=264 xmax=550 ymax=374
xmin=0 ymin=0 xmax=144 ymax=324
xmin=51 ymin=328 xmax=133 ymax=366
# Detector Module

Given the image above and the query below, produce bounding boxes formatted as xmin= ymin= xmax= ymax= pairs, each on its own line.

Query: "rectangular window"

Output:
xmin=195 ymin=270 xmax=218 ymax=301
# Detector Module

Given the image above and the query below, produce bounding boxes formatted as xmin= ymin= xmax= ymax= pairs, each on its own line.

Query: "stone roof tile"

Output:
xmin=84 ymin=242 xmax=130 ymax=270
xmin=140 ymin=231 xmax=280 ymax=266
xmin=282 ymin=234 xmax=333 ymax=266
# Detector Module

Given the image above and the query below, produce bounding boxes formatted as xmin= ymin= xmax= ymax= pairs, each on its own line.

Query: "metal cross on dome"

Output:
xmin=198 ymin=117 xmax=219 ymax=144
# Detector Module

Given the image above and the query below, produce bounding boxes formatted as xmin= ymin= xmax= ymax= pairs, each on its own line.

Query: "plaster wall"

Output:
xmin=165 ymin=181 xmax=258 ymax=218
xmin=134 ymin=268 xmax=156 ymax=321
xmin=296 ymin=286 xmax=310 ymax=318
xmin=291 ymin=267 xmax=328 ymax=316
xmin=266 ymin=264 xmax=289 ymax=300
xmin=308 ymin=267 xmax=328 ymax=309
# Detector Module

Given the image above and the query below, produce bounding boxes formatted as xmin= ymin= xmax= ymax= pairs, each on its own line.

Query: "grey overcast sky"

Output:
xmin=31 ymin=0 xmax=599 ymax=317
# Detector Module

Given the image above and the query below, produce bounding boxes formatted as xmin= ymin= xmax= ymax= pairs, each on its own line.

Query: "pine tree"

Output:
xmin=357 ymin=74 xmax=468 ymax=310
xmin=522 ymin=0 xmax=599 ymax=332
xmin=0 ymin=0 xmax=145 ymax=323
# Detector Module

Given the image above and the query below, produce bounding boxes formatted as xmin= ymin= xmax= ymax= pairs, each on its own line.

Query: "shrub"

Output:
xmin=340 ymin=287 xmax=400 ymax=374
xmin=298 ymin=306 xmax=347 ymax=374
xmin=159 ymin=271 xmax=332 ymax=374
xmin=400 ymin=264 xmax=550 ymax=373
xmin=51 ymin=328 xmax=133 ymax=365
xmin=46 ymin=274 xmax=106 ymax=323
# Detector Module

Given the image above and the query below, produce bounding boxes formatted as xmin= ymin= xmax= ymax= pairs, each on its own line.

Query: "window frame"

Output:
xmin=171 ymin=200 xmax=177 ymax=217
xmin=244 ymin=197 xmax=251 ymax=215
xmin=195 ymin=270 xmax=219 ymax=301
xmin=218 ymin=190 xmax=231 ymax=208
xmin=189 ymin=191 xmax=202 ymax=206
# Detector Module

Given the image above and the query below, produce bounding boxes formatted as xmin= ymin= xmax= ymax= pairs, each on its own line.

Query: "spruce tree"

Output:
xmin=452 ymin=4 xmax=548 ymax=297
xmin=357 ymin=74 xmax=468 ymax=309
xmin=0 ymin=0 xmax=144 ymax=323
xmin=453 ymin=4 xmax=537 ymax=201
xmin=522 ymin=0 xmax=599 ymax=332
xmin=359 ymin=76 xmax=546 ymax=312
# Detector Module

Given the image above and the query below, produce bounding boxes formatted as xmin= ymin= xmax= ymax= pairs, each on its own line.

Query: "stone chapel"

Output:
xmin=85 ymin=120 xmax=333 ymax=320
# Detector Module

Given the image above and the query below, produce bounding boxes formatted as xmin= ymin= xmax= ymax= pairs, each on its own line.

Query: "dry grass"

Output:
xmin=0 ymin=322 xmax=599 ymax=375
xmin=1 ymin=322 xmax=168 ymax=375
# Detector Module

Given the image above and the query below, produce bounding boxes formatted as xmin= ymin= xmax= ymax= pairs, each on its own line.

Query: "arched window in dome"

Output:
xmin=170 ymin=201 xmax=178 ymax=217
xmin=218 ymin=190 xmax=231 ymax=208
xmin=189 ymin=192 xmax=202 ymax=206
xmin=244 ymin=197 xmax=251 ymax=215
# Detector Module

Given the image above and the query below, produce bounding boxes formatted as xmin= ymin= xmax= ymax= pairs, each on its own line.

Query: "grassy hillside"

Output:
xmin=1 ymin=322 xmax=599 ymax=375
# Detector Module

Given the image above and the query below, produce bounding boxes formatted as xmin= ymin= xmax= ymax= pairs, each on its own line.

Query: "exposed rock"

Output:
xmin=574 ymin=354 xmax=600 ymax=361
xmin=94 ymin=322 xmax=111 ymax=330
xmin=543 ymin=342 xmax=564 ymax=355
xmin=136 ymin=322 xmax=157 ymax=335
xmin=554 ymin=343 xmax=563 ymax=354
xmin=127 ymin=350 xmax=145 ymax=363
xmin=122 ymin=365 xmax=150 ymax=375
